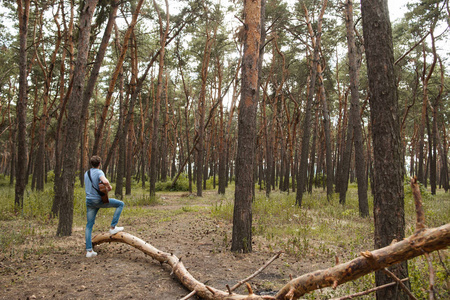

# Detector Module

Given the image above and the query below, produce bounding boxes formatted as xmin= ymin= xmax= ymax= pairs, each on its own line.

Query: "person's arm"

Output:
xmin=99 ymin=175 xmax=113 ymax=191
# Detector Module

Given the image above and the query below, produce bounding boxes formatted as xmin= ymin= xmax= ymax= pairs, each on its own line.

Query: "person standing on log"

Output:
xmin=85 ymin=155 xmax=125 ymax=258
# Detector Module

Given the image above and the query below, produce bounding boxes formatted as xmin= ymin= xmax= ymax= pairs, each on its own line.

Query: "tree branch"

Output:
xmin=229 ymin=251 xmax=282 ymax=292
xmin=275 ymin=224 xmax=449 ymax=299
xmin=382 ymin=268 xmax=417 ymax=300
xmin=329 ymin=278 xmax=409 ymax=300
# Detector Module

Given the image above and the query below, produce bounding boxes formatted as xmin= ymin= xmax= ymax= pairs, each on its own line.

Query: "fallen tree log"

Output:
xmin=275 ymin=223 xmax=449 ymax=299
xmin=92 ymin=232 xmax=275 ymax=299
xmin=92 ymin=223 xmax=449 ymax=300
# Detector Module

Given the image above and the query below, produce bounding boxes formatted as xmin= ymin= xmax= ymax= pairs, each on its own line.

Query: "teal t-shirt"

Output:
xmin=85 ymin=168 xmax=104 ymax=200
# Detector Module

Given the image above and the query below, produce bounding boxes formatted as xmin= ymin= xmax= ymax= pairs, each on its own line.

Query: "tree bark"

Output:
xmin=126 ymin=120 xmax=134 ymax=195
xmin=217 ymin=56 xmax=227 ymax=195
xmin=429 ymin=31 xmax=438 ymax=195
xmin=51 ymin=0 xmax=74 ymax=217
xmin=308 ymin=107 xmax=319 ymax=194
xmin=341 ymin=0 xmax=368 ymax=217
xmin=418 ymin=36 xmax=437 ymax=185
xmin=296 ymin=0 xmax=327 ymax=207
xmin=92 ymin=0 xmax=144 ymax=156
xmin=150 ymin=0 xmax=169 ymax=197
xmin=196 ymin=20 xmax=214 ymax=197
xmin=114 ymin=66 xmax=126 ymax=199
xmin=33 ymin=11 xmax=62 ymax=191
xmin=317 ymin=65 xmax=333 ymax=200
xmin=80 ymin=0 xmax=119 ymax=171
xmin=15 ymin=0 xmax=31 ymax=209
xmin=177 ymin=43 xmax=193 ymax=193
xmin=360 ymin=0 xmax=409 ymax=297
xmin=231 ymin=0 xmax=261 ymax=253
xmin=56 ymin=0 xmax=98 ymax=236
xmin=160 ymin=76 xmax=169 ymax=182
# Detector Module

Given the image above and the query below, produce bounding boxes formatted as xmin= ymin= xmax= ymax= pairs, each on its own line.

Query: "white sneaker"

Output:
xmin=109 ymin=226 xmax=124 ymax=235
xmin=86 ymin=250 xmax=97 ymax=258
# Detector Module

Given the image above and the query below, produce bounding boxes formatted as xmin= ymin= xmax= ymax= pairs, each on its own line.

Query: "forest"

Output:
xmin=0 ymin=0 xmax=449 ymax=299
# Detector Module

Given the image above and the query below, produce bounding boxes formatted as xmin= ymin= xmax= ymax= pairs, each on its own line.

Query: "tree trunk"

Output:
xmin=80 ymin=111 xmax=89 ymax=187
xmin=78 ymin=0 xmax=119 ymax=186
xmin=56 ymin=0 xmax=98 ymax=236
xmin=150 ymin=0 xmax=169 ymax=197
xmin=51 ymin=0 xmax=74 ymax=217
xmin=296 ymin=1 xmax=327 ymax=206
xmin=125 ymin=34 xmax=139 ymax=196
xmin=342 ymin=0 xmax=368 ymax=216
xmin=92 ymin=0 xmax=144 ymax=156
xmin=429 ymin=31 xmax=438 ymax=196
xmin=441 ymin=124 xmax=449 ymax=192
xmin=217 ymin=56 xmax=226 ymax=195
xmin=308 ymin=107 xmax=319 ymax=194
xmin=317 ymin=66 xmax=333 ymax=200
xmin=115 ymin=69 xmax=126 ymax=199
xmin=360 ymin=0 xmax=409 ymax=297
xmin=81 ymin=0 xmax=119 ymax=159
xmin=418 ymin=36 xmax=437 ymax=185
xmin=231 ymin=0 xmax=261 ymax=253
xmin=139 ymin=91 xmax=148 ymax=189
xmin=160 ymin=76 xmax=169 ymax=182
xmin=9 ymin=118 xmax=16 ymax=186
xmin=196 ymin=23 xmax=214 ymax=197
xmin=126 ymin=123 xmax=133 ymax=195
xmin=15 ymin=0 xmax=31 ymax=209
xmin=177 ymin=46 xmax=193 ymax=194
xmin=262 ymin=89 xmax=272 ymax=197
xmin=426 ymin=110 xmax=433 ymax=194
xmin=33 ymin=18 xmax=62 ymax=190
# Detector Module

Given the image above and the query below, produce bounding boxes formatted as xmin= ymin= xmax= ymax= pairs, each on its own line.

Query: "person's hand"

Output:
xmin=107 ymin=184 xmax=112 ymax=192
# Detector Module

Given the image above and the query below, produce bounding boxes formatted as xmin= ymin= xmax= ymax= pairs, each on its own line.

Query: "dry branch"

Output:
xmin=229 ymin=251 xmax=283 ymax=292
xmin=329 ymin=278 xmax=409 ymax=300
xmin=410 ymin=177 xmax=426 ymax=231
xmin=424 ymin=253 xmax=436 ymax=300
xmin=381 ymin=268 xmax=417 ymax=300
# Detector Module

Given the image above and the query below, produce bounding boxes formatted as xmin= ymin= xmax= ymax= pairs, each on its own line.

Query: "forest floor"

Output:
xmin=1 ymin=187 xmax=449 ymax=300
xmin=0 ymin=191 xmax=334 ymax=300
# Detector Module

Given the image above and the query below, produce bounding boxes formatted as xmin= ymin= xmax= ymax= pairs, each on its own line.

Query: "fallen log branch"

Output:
xmin=92 ymin=232 xmax=276 ymax=300
xmin=274 ymin=223 xmax=449 ymax=299
xmin=274 ymin=177 xmax=449 ymax=299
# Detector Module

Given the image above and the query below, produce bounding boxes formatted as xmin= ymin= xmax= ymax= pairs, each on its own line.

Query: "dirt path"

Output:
xmin=0 ymin=192 xmax=328 ymax=300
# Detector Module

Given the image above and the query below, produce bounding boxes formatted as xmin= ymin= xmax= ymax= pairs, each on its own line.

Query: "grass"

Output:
xmin=0 ymin=176 xmax=448 ymax=299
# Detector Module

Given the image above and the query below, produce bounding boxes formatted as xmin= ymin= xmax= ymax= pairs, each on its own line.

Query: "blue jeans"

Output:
xmin=85 ymin=198 xmax=124 ymax=251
